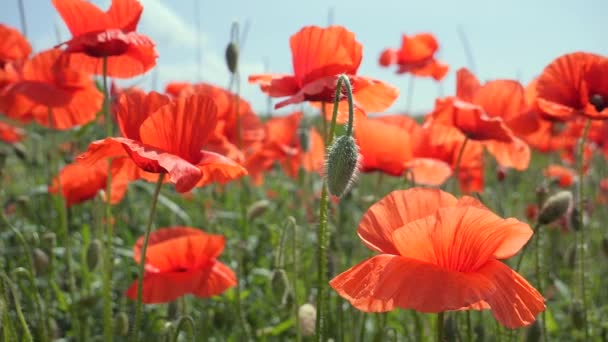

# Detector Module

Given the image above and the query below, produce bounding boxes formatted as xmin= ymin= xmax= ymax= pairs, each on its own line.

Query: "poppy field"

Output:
xmin=1 ymin=0 xmax=608 ymax=341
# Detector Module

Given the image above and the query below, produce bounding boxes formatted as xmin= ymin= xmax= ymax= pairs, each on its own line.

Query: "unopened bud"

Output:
xmin=538 ymin=191 xmax=572 ymax=225
xmin=114 ymin=312 xmax=129 ymax=336
xmin=298 ymin=303 xmax=316 ymax=337
xmin=325 ymin=135 xmax=360 ymax=197
xmin=225 ymin=42 xmax=239 ymax=74
xmin=247 ymin=200 xmax=270 ymax=221
xmin=86 ymin=239 xmax=102 ymax=270
xmin=33 ymin=248 xmax=49 ymax=275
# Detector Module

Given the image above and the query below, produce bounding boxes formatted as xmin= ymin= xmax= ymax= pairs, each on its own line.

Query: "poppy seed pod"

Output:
xmin=225 ymin=42 xmax=239 ymax=74
xmin=325 ymin=135 xmax=360 ymax=197
xmin=537 ymin=191 xmax=572 ymax=225
xmin=298 ymin=303 xmax=317 ymax=337
xmin=86 ymin=239 xmax=102 ymax=270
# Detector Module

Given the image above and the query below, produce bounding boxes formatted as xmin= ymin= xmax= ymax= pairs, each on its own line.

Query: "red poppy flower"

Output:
xmin=126 ymin=227 xmax=236 ymax=303
xmin=0 ymin=24 xmax=31 ymax=67
xmin=379 ymin=33 xmax=449 ymax=81
xmin=413 ymin=123 xmax=484 ymax=193
xmin=281 ymin=127 xmax=325 ymax=179
xmin=544 ymin=164 xmax=576 ymax=188
xmin=52 ymin=0 xmax=157 ymax=78
xmin=330 ymin=188 xmax=545 ymax=328
xmin=77 ymin=90 xmax=246 ymax=192
xmin=536 ymin=52 xmax=608 ymax=120
xmin=355 ymin=116 xmax=452 ymax=185
xmin=164 ymin=82 xmax=264 ymax=162
xmin=48 ymin=157 xmax=138 ymax=207
xmin=249 ymin=26 xmax=398 ymax=119
xmin=0 ymin=48 xmax=103 ymax=129
xmin=0 ymin=121 xmax=24 ymax=143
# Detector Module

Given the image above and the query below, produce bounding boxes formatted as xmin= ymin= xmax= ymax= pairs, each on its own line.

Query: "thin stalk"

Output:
xmin=12 ymin=268 xmax=48 ymax=341
xmin=514 ymin=222 xmax=542 ymax=272
xmin=452 ymin=136 xmax=469 ymax=194
xmin=315 ymin=75 xmax=354 ymax=342
xmin=534 ymin=223 xmax=547 ymax=341
xmin=436 ymin=312 xmax=445 ymax=342
xmin=0 ymin=272 xmax=33 ymax=342
xmin=17 ymin=0 xmax=28 ymax=39
xmin=172 ymin=316 xmax=195 ymax=342
xmin=576 ymin=119 xmax=591 ymax=340
xmin=131 ymin=173 xmax=165 ymax=341
xmin=101 ymin=55 xmax=115 ymax=342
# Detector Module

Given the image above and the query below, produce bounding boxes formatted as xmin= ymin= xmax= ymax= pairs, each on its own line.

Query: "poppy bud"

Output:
xmin=590 ymin=94 xmax=605 ymax=112
xmin=270 ymin=269 xmax=292 ymax=307
xmin=42 ymin=232 xmax=56 ymax=250
xmin=86 ymin=239 xmax=102 ymax=270
xmin=114 ymin=312 xmax=129 ymax=336
xmin=537 ymin=191 xmax=572 ymax=225
xmin=247 ymin=200 xmax=270 ymax=221
xmin=298 ymin=303 xmax=316 ymax=337
xmin=325 ymin=135 xmax=360 ymax=197
xmin=225 ymin=42 xmax=239 ymax=74
xmin=33 ymin=248 xmax=49 ymax=275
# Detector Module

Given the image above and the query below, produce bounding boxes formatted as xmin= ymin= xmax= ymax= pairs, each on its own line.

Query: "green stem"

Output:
xmin=171 ymin=316 xmax=195 ymax=342
xmin=315 ymin=74 xmax=354 ymax=342
xmin=0 ymin=272 xmax=33 ymax=342
xmin=436 ymin=312 xmax=444 ymax=342
xmin=466 ymin=311 xmax=472 ymax=342
xmin=452 ymin=136 xmax=469 ymax=195
xmin=131 ymin=173 xmax=165 ymax=341
xmin=12 ymin=268 xmax=48 ymax=341
xmin=514 ymin=222 xmax=542 ymax=272
xmin=101 ymin=55 xmax=115 ymax=342
xmin=576 ymin=118 xmax=591 ymax=340
xmin=534 ymin=222 xmax=547 ymax=341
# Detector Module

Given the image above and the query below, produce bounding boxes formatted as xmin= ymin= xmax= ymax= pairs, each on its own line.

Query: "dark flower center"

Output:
xmin=590 ymin=94 xmax=606 ymax=112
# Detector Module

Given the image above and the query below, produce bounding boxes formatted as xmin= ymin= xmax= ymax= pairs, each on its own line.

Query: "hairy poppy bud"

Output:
xmin=225 ymin=42 xmax=239 ymax=74
xmin=298 ymin=303 xmax=316 ymax=337
xmin=538 ymin=191 xmax=572 ymax=225
xmin=33 ymin=248 xmax=49 ymax=275
xmin=114 ymin=312 xmax=129 ymax=336
xmin=325 ymin=135 xmax=360 ymax=197
xmin=247 ymin=200 xmax=270 ymax=221
xmin=86 ymin=239 xmax=102 ymax=270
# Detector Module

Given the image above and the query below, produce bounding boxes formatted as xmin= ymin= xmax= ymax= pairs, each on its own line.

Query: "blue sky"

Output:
xmin=2 ymin=0 xmax=608 ymax=115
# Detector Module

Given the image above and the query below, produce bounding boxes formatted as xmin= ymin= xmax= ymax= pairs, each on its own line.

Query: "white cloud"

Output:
xmin=138 ymin=0 xmax=205 ymax=49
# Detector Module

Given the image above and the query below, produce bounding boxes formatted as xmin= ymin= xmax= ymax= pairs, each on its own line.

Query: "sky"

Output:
xmin=2 ymin=0 xmax=608 ymax=116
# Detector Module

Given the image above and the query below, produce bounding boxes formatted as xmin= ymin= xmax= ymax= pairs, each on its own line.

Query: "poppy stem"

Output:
xmin=100 ymin=55 xmax=115 ymax=342
xmin=534 ymin=219 xmax=547 ymax=341
xmin=436 ymin=312 xmax=445 ymax=342
xmin=131 ymin=173 xmax=165 ymax=342
xmin=17 ymin=0 xmax=28 ymax=40
xmin=452 ymin=136 xmax=469 ymax=194
xmin=316 ymin=75 xmax=354 ymax=341
xmin=576 ymin=118 xmax=591 ymax=340
xmin=514 ymin=222 xmax=542 ymax=272
xmin=171 ymin=315 xmax=195 ymax=342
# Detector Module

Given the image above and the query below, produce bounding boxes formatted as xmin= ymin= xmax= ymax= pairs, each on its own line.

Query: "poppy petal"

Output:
xmin=0 ymin=24 xmax=31 ymax=63
xmin=134 ymin=226 xmax=205 ymax=259
xmin=484 ymin=137 xmax=531 ymax=171
xmin=143 ymin=233 xmax=225 ymax=272
xmin=356 ymin=117 xmax=413 ymax=176
xmin=350 ymin=76 xmax=399 ymax=113
xmin=192 ymin=261 xmax=237 ymax=298
xmin=139 ymin=94 xmax=217 ymax=163
xmin=125 ymin=271 xmax=201 ymax=304
xmin=248 ymin=74 xmax=299 ymax=97
xmin=456 ymin=68 xmax=480 ymax=101
xmin=195 ymin=151 xmax=247 ymax=187
xmin=52 ymin=0 xmax=110 ymax=36
xmin=107 ymin=0 xmax=143 ymax=32
xmin=479 ymin=259 xmax=546 ymax=329
xmin=357 ymin=188 xmax=458 ymax=254
xmin=115 ymin=89 xmax=170 ymax=140
xmin=404 ymin=158 xmax=452 ymax=186
xmin=290 ymin=26 xmax=362 ymax=84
